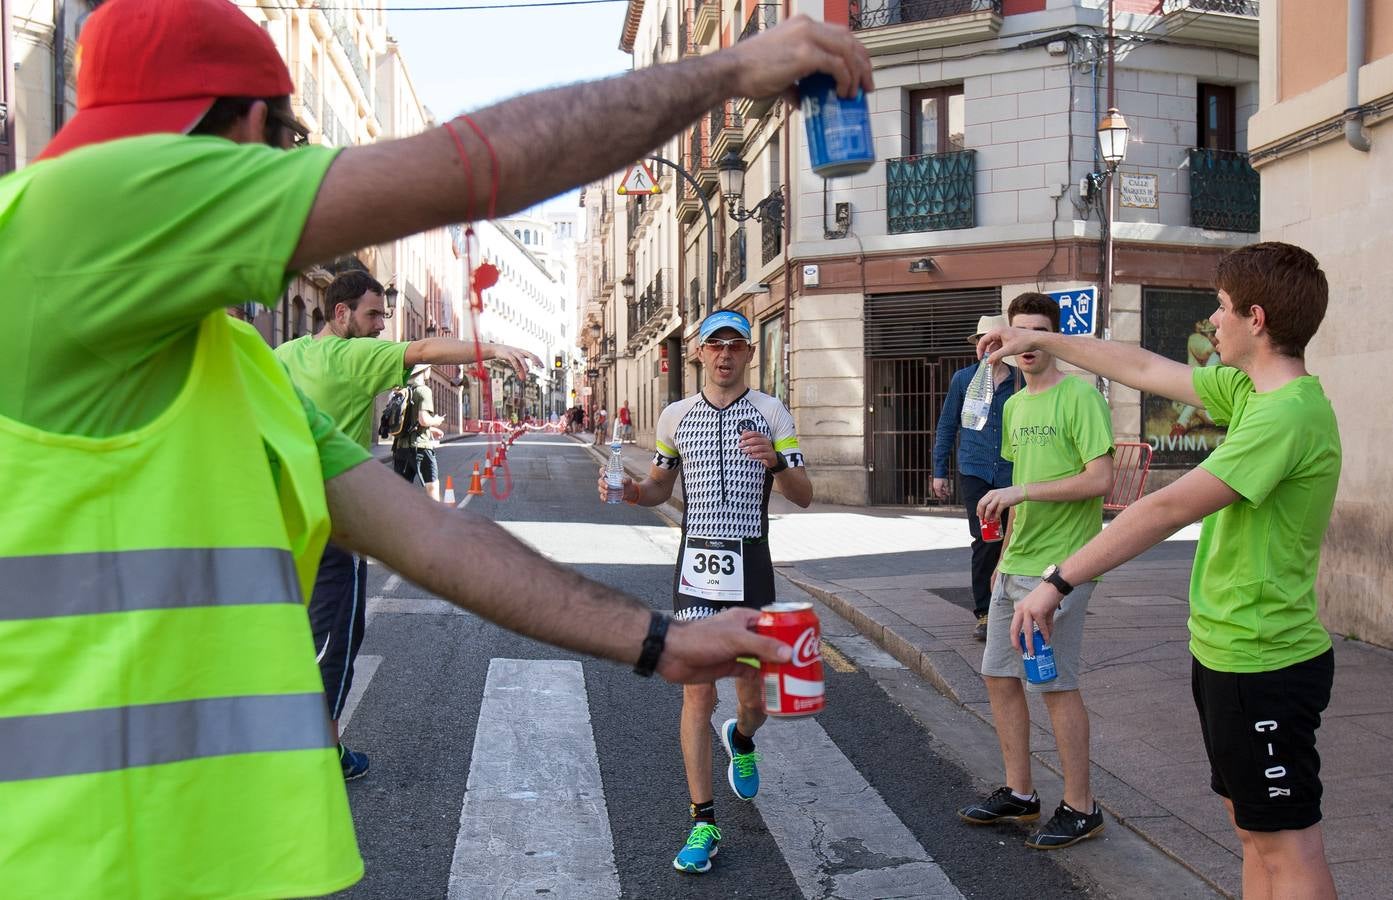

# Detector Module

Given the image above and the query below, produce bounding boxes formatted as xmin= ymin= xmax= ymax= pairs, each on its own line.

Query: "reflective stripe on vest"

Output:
xmin=0 ymin=693 xmax=331 ymax=782
xmin=0 ymin=547 xmax=298 ymax=621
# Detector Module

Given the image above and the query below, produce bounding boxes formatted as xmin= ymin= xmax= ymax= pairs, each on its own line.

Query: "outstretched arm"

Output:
xmin=328 ymin=459 xmax=789 ymax=682
xmin=979 ymin=329 xmax=1202 ymax=407
xmin=1008 ymin=466 xmax=1239 ymax=647
xmin=291 ymin=16 xmax=873 ymax=270
xmin=404 ymin=338 xmax=540 ymax=378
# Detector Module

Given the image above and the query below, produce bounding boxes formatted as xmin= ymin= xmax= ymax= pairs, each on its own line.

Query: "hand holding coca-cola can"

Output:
xmin=755 ymin=602 xmax=825 ymax=717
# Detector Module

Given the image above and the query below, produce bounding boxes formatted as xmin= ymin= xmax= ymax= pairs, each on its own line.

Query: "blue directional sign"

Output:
xmin=1047 ymin=287 xmax=1099 ymax=336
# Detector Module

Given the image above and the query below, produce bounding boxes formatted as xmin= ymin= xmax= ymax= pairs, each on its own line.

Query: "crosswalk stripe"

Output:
xmin=712 ymin=697 xmax=963 ymax=899
xmin=366 ymin=595 xmax=463 ymax=625
xmin=337 ymin=654 xmax=382 ymax=734
xmin=449 ymin=659 xmax=620 ymax=900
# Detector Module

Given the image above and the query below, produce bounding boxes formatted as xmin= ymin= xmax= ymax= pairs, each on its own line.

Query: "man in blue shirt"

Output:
xmin=933 ymin=315 xmax=1020 ymax=640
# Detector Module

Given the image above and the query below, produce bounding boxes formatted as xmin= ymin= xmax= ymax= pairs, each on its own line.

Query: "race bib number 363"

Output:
xmin=677 ymin=536 xmax=744 ymax=604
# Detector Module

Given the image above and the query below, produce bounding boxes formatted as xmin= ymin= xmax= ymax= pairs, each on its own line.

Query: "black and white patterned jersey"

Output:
xmin=653 ymin=389 xmax=806 ymax=541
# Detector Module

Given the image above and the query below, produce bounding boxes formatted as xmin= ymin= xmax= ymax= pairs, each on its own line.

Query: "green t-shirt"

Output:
xmin=1189 ymin=365 xmax=1339 ymax=672
xmin=275 ymin=335 xmax=409 ymax=448
xmin=998 ymin=374 xmax=1114 ymax=577
xmin=0 ymin=134 xmax=368 ymax=480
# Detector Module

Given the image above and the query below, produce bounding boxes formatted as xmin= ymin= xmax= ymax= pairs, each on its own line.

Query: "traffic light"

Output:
xmin=553 ymin=353 xmax=564 ymax=370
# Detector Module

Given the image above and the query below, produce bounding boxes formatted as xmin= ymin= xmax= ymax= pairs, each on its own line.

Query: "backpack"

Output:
xmin=378 ymin=386 xmax=418 ymax=440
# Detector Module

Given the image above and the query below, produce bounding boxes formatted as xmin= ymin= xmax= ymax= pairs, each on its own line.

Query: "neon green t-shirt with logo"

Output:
xmin=1189 ymin=365 xmax=1339 ymax=673
xmin=0 ymin=133 xmax=368 ymax=480
xmin=275 ymin=335 xmax=409 ymax=448
xmin=998 ymin=374 xmax=1114 ymax=578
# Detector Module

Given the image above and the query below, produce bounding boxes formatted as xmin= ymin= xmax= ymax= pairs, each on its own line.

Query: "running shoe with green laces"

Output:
xmin=720 ymin=718 xmax=760 ymax=800
xmin=672 ymin=822 xmax=721 ymax=873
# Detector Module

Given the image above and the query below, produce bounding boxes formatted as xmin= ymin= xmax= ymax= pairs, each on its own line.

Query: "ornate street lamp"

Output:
xmin=1096 ymin=107 xmax=1130 ymax=169
xmin=717 ymin=150 xmax=784 ymax=225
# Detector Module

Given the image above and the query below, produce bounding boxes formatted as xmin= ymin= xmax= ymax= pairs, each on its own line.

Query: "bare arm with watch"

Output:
xmin=1008 ymin=465 xmax=1240 ymax=649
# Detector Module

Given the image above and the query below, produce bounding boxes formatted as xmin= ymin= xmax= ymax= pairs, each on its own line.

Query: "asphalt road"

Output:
xmin=334 ymin=434 xmax=1089 ymax=899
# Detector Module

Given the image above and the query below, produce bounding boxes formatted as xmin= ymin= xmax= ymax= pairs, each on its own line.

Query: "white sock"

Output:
xmin=1011 ymin=789 xmax=1036 ymax=802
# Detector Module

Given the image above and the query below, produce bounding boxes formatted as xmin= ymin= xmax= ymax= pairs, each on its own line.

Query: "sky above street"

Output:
xmin=387 ymin=0 xmax=635 ymax=212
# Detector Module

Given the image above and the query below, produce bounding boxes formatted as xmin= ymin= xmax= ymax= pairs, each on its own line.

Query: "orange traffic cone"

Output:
xmin=466 ymin=463 xmax=484 ymax=496
xmin=482 ymin=455 xmax=495 ymax=480
xmin=442 ymin=475 xmax=457 ymax=504
xmin=496 ymin=442 xmax=507 ymax=461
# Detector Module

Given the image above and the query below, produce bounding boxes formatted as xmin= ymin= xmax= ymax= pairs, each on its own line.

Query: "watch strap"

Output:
xmin=633 ymin=611 xmax=670 ymax=677
xmin=770 ymin=451 xmax=789 ymax=474
xmin=1045 ymin=566 xmax=1074 ymax=596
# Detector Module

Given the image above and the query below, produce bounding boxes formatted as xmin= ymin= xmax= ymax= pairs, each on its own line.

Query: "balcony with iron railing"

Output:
xmin=886 ymin=149 xmax=976 ymax=234
xmin=709 ymin=102 xmax=745 ymax=166
xmin=850 ymin=0 xmax=1002 ymax=55
xmin=626 ymin=195 xmax=646 ymax=244
xmin=1189 ymin=148 xmax=1259 ymax=232
xmin=1161 ymin=0 xmax=1258 ymax=48
xmin=678 ymin=126 xmax=709 ymax=223
xmin=319 ymin=1 xmax=373 ymax=100
xmin=693 ymin=0 xmax=717 ymax=44
xmin=726 ymin=228 xmax=746 ymax=293
xmin=736 ymin=6 xmax=781 ymax=120
xmin=296 ymin=65 xmax=321 ymax=126
xmin=761 ymin=215 xmax=783 ymax=266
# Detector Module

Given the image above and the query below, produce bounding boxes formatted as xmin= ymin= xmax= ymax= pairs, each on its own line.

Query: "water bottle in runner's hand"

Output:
xmin=605 ymin=436 xmax=625 ymax=504
xmin=960 ymin=356 xmax=995 ymax=431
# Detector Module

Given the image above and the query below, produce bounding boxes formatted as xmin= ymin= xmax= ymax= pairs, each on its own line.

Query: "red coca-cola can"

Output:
xmin=979 ymin=516 xmax=1003 ymax=542
xmin=756 ymin=602 xmax=825 ymax=717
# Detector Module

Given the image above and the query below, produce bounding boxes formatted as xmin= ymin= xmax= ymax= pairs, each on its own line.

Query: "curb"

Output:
xmin=782 ymin=570 xmax=1237 ymax=900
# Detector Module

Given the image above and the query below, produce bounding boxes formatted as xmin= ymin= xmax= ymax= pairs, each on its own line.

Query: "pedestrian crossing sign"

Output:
xmin=1046 ymin=286 xmax=1098 ymax=336
xmin=617 ymin=161 xmax=661 ymax=195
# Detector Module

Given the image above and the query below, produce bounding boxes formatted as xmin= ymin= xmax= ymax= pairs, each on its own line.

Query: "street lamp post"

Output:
xmin=646 ymin=155 xmax=718 ymax=319
xmin=1096 ymin=106 xmax=1129 ymax=342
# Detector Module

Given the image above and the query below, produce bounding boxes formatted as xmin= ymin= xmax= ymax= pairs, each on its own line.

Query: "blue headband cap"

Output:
xmin=699 ymin=310 xmax=752 ymax=341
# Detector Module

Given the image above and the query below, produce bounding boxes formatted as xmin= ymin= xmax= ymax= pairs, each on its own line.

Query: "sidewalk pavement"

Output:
xmin=583 ymin=434 xmax=1393 ymax=899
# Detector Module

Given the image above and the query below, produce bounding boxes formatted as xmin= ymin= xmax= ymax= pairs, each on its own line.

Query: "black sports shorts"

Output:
xmin=671 ymin=538 xmax=776 ymax=621
xmin=1191 ymin=648 xmax=1334 ymax=832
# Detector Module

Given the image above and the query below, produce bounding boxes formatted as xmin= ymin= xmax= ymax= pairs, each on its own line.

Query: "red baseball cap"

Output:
xmin=38 ymin=0 xmax=294 ymax=161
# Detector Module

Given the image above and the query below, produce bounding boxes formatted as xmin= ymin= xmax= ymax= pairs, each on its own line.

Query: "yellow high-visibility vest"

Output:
xmin=0 ymin=314 xmax=362 ymax=897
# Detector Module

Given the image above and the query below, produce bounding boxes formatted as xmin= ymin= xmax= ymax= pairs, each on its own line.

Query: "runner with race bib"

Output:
xmin=595 ymin=309 xmax=812 ymax=875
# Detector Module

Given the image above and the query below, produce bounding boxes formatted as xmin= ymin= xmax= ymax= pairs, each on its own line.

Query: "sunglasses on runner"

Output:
xmin=702 ymin=338 xmax=750 ymax=352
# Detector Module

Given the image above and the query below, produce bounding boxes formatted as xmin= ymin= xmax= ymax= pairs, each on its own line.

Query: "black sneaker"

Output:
xmin=957 ymin=786 xmax=1040 ymax=825
xmin=973 ymin=614 xmax=989 ymax=641
xmin=1026 ymin=801 xmax=1104 ymax=849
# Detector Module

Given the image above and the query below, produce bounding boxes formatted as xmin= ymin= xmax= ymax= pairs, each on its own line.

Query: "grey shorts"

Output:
xmin=981 ymin=573 xmax=1095 ymax=693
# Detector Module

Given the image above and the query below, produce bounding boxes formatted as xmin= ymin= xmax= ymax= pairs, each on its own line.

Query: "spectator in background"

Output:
xmin=932 ymin=315 xmax=1020 ymax=641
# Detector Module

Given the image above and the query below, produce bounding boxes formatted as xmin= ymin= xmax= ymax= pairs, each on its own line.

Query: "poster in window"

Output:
xmin=761 ymin=315 xmax=785 ymax=403
xmin=1141 ymin=287 xmax=1227 ymax=468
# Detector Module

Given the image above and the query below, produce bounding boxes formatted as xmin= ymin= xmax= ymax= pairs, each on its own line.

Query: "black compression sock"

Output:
xmin=690 ymin=800 xmax=716 ymax=824
xmin=730 ymin=726 xmax=755 ymax=755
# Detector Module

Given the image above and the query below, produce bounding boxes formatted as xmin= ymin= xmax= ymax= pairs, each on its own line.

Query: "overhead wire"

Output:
xmin=239 ymin=0 xmax=626 ymax=11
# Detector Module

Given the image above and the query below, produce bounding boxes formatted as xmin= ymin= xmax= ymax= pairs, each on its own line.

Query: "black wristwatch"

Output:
xmin=633 ymin=611 xmax=670 ymax=677
xmin=769 ymin=451 xmax=789 ymax=474
xmin=1041 ymin=564 xmax=1074 ymax=596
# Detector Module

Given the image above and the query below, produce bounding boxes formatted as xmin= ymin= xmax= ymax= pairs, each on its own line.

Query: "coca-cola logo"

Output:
xmin=791 ymin=628 xmax=820 ymax=667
